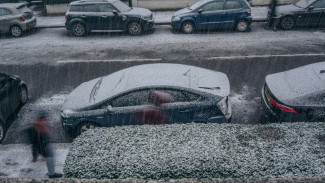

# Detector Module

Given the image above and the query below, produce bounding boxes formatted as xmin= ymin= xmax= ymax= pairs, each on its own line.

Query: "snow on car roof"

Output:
xmin=266 ymin=61 xmax=325 ymax=106
xmin=63 ymin=63 xmax=230 ymax=110
xmin=0 ymin=3 xmax=25 ymax=8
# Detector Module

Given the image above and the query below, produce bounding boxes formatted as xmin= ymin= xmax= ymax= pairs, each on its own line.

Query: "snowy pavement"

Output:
xmin=0 ymin=143 xmax=70 ymax=178
xmin=34 ymin=7 xmax=269 ymax=28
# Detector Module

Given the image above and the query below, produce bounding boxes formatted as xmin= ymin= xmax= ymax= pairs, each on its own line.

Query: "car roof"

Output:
xmin=63 ymin=63 xmax=230 ymax=110
xmin=0 ymin=3 xmax=25 ymax=8
xmin=70 ymin=0 xmax=118 ymax=5
xmin=266 ymin=61 xmax=325 ymax=106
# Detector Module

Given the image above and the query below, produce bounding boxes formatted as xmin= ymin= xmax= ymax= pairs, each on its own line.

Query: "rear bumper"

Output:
xmin=23 ymin=17 xmax=37 ymax=30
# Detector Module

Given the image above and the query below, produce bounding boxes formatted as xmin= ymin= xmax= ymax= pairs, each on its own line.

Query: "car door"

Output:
xmin=223 ymin=0 xmax=245 ymax=29
xmin=308 ymin=0 xmax=325 ymax=27
xmin=0 ymin=77 xmax=10 ymax=121
xmin=0 ymin=8 xmax=12 ymax=32
xmin=97 ymin=3 xmax=122 ymax=30
xmin=196 ymin=0 xmax=226 ymax=29
xmin=104 ymin=89 xmax=152 ymax=126
xmin=81 ymin=4 xmax=101 ymax=30
xmin=295 ymin=0 xmax=325 ymax=27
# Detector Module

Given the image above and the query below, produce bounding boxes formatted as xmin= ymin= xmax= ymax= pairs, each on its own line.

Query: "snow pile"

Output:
xmin=64 ymin=123 xmax=325 ymax=180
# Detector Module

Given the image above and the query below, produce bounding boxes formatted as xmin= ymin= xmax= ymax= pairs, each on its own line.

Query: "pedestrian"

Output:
xmin=27 ymin=110 xmax=62 ymax=179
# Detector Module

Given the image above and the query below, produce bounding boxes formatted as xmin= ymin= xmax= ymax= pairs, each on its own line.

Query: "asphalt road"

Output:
xmin=1 ymin=23 xmax=325 ymax=144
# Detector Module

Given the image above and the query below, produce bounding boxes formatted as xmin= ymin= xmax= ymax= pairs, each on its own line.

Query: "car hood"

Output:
xmin=123 ymin=7 xmax=152 ymax=16
xmin=173 ymin=7 xmax=192 ymax=17
xmin=275 ymin=4 xmax=302 ymax=15
xmin=62 ymin=63 xmax=230 ymax=110
xmin=266 ymin=62 xmax=325 ymax=106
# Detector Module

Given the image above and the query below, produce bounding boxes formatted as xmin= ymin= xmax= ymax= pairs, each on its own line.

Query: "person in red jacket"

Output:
xmin=27 ymin=110 xmax=62 ymax=179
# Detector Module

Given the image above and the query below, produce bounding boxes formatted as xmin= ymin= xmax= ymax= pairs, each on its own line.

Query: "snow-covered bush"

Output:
xmin=64 ymin=123 xmax=325 ymax=180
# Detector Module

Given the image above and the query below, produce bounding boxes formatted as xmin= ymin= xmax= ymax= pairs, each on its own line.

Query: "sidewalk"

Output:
xmin=0 ymin=143 xmax=70 ymax=178
xmin=33 ymin=7 xmax=269 ymax=28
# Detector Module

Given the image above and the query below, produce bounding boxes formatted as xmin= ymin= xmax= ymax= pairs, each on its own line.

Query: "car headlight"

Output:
xmin=172 ymin=16 xmax=181 ymax=21
xmin=61 ymin=109 xmax=76 ymax=118
xmin=217 ymin=97 xmax=228 ymax=116
xmin=141 ymin=14 xmax=152 ymax=20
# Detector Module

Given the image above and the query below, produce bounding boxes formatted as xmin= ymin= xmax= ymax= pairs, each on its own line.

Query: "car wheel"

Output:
xmin=280 ymin=16 xmax=295 ymax=30
xmin=182 ymin=22 xmax=195 ymax=34
xmin=72 ymin=22 xmax=87 ymax=37
xmin=236 ymin=20 xmax=249 ymax=32
xmin=0 ymin=121 xmax=5 ymax=144
xmin=20 ymin=85 xmax=28 ymax=105
xmin=77 ymin=122 xmax=98 ymax=135
xmin=10 ymin=25 xmax=23 ymax=37
xmin=128 ymin=21 xmax=143 ymax=36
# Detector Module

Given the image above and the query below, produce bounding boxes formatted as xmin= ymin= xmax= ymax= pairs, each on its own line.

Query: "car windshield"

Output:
xmin=189 ymin=0 xmax=208 ymax=10
xmin=112 ymin=1 xmax=131 ymax=12
xmin=294 ymin=0 xmax=311 ymax=8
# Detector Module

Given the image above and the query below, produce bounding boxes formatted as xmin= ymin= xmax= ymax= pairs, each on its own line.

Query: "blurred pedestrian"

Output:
xmin=27 ymin=110 xmax=62 ymax=179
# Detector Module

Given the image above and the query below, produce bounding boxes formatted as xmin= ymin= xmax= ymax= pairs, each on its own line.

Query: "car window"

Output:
xmin=0 ymin=8 xmax=12 ymax=16
xmin=311 ymin=0 xmax=325 ymax=8
xmin=83 ymin=4 xmax=99 ymax=12
xmin=110 ymin=90 xmax=150 ymax=107
xmin=225 ymin=0 xmax=242 ymax=9
xmin=156 ymin=89 xmax=201 ymax=103
xmin=70 ymin=5 xmax=83 ymax=12
xmin=98 ymin=4 xmax=116 ymax=13
xmin=201 ymin=1 xmax=224 ymax=11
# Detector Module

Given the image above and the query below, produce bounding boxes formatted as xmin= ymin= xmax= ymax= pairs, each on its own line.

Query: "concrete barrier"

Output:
xmin=45 ymin=4 xmax=69 ymax=15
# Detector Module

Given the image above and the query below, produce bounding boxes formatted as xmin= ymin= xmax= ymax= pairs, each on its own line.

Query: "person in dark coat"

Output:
xmin=27 ymin=110 xmax=62 ymax=178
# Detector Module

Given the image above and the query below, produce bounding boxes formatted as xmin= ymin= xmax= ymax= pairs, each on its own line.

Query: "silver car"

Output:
xmin=0 ymin=3 xmax=36 ymax=37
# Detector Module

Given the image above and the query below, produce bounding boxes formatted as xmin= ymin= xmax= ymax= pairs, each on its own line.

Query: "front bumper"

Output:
xmin=143 ymin=19 xmax=155 ymax=30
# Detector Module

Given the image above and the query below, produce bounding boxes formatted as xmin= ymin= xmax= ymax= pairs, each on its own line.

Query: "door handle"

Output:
xmin=81 ymin=15 xmax=86 ymax=18
xmin=180 ymin=110 xmax=190 ymax=113
xmin=102 ymin=15 xmax=108 ymax=18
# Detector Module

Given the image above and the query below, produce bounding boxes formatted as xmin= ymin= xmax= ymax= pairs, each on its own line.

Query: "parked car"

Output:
xmin=261 ymin=62 xmax=325 ymax=122
xmin=0 ymin=3 xmax=36 ymax=37
xmin=171 ymin=0 xmax=252 ymax=33
xmin=61 ymin=63 xmax=231 ymax=136
xmin=268 ymin=0 xmax=325 ymax=30
xmin=0 ymin=73 xmax=28 ymax=143
xmin=65 ymin=0 xmax=154 ymax=36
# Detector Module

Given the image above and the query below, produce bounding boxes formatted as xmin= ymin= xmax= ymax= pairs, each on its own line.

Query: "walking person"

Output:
xmin=27 ymin=110 xmax=62 ymax=178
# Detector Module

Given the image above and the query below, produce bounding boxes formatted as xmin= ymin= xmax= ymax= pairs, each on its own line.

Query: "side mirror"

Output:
xmin=308 ymin=6 xmax=314 ymax=11
xmin=107 ymin=105 xmax=113 ymax=112
xmin=113 ymin=10 xmax=118 ymax=15
xmin=198 ymin=9 xmax=203 ymax=14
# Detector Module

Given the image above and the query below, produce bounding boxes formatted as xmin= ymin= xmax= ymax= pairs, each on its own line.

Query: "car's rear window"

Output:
xmin=17 ymin=4 xmax=30 ymax=13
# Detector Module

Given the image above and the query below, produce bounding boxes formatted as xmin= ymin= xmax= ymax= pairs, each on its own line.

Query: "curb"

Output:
xmin=35 ymin=19 xmax=268 ymax=29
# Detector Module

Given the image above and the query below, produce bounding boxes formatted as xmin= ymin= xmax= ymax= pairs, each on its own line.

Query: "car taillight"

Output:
xmin=65 ymin=14 xmax=67 ymax=21
xmin=270 ymin=98 xmax=297 ymax=113
xmin=246 ymin=9 xmax=251 ymax=15
xmin=20 ymin=16 xmax=25 ymax=22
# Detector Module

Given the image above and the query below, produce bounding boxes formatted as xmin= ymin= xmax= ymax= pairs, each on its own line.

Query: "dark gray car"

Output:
xmin=268 ymin=0 xmax=325 ymax=30
xmin=65 ymin=0 xmax=154 ymax=36
xmin=261 ymin=62 xmax=325 ymax=121
xmin=0 ymin=3 xmax=36 ymax=37
xmin=61 ymin=63 xmax=231 ymax=136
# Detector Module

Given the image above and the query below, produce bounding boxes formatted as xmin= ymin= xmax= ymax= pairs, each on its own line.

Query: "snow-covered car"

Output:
xmin=61 ymin=63 xmax=231 ymax=136
xmin=0 ymin=73 xmax=28 ymax=143
xmin=0 ymin=3 xmax=36 ymax=37
xmin=268 ymin=0 xmax=325 ymax=30
xmin=261 ymin=61 xmax=325 ymax=121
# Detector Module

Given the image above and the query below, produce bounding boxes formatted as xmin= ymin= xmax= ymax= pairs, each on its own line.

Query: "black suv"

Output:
xmin=0 ymin=73 xmax=28 ymax=143
xmin=65 ymin=0 xmax=155 ymax=36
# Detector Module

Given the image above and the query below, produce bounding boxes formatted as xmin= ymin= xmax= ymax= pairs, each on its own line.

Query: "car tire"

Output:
xmin=0 ymin=121 xmax=5 ymax=144
xmin=20 ymin=85 xmax=28 ymax=105
xmin=280 ymin=16 xmax=295 ymax=30
xmin=236 ymin=20 xmax=249 ymax=32
xmin=128 ymin=21 xmax=143 ymax=36
xmin=77 ymin=122 xmax=98 ymax=135
xmin=71 ymin=22 xmax=87 ymax=37
xmin=181 ymin=22 xmax=195 ymax=34
xmin=10 ymin=25 xmax=23 ymax=37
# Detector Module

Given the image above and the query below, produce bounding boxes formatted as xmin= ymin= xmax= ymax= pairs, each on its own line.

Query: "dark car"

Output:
xmin=0 ymin=3 xmax=37 ymax=37
xmin=171 ymin=0 xmax=252 ymax=33
xmin=61 ymin=63 xmax=231 ymax=136
xmin=269 ymin=0 xmax=325 ymax=30
xmin=0 ymin=73 xmax=28 ymax=143
xmin=65 ymin=0 xmax=154 ymax=36
xmin=261 ymin=62 xmax=325 ymax=122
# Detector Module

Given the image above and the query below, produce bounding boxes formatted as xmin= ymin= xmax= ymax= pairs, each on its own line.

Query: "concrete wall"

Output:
xmin=45 ymin=4 xmax=69 ymax=15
